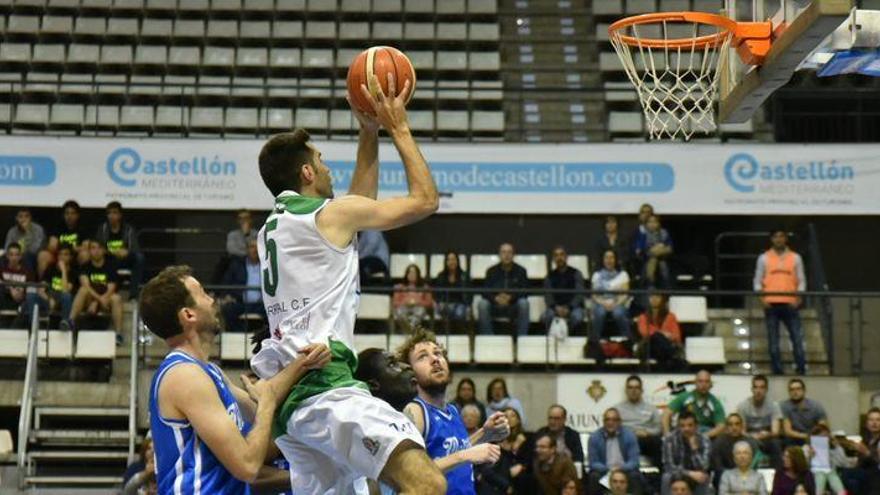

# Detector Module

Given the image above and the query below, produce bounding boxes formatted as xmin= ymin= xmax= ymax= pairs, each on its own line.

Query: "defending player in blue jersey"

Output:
xmin=140 ymin=266 xmax=330 ymax=495
xmin=396 ymin=328 xmax=511 ymax=495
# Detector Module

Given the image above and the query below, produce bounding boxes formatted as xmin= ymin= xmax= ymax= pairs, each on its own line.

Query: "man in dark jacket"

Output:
xmin=477 ymin=243 xmax=530 ymax=336
xmin=220 ymin=239 xmax=266 ymax=332
xmin=534 ymin=405 xmax=584 ymax=465
xmin=542 ymin=246 xmax=585 ymax=335
xmin=95 ymin=201 xmax=144 ymax=298
xmin=588 ymin=407 xmax=644 ymax=495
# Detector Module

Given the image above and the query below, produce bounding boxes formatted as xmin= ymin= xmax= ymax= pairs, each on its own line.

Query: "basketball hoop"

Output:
xmin=609 ymin=12 xmax=771 ymax=140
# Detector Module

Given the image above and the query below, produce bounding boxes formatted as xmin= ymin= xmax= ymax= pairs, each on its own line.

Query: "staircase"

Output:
xmin=708 ymin=308 xmax=831 ymax=375
xmin=22 ymin=405 xmax=133 ymax=489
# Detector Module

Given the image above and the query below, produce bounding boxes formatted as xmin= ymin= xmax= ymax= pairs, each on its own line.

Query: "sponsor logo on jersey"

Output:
xmin=362 ymin=437 xmax=380 ymax=456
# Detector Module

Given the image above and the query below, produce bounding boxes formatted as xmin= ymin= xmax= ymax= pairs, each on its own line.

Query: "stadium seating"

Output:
xmin=0 ymin=1 xmax=503 ymax=138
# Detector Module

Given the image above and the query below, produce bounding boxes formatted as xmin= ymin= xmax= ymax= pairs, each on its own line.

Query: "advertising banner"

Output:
xmin=1 ymin=136 xmax=878 ymax=214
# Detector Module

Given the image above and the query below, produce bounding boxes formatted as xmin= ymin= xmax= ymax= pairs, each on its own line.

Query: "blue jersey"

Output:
xmin=149 ymin=351 xmax=250 ymax=495
xmin=413 ymin=397 xmax=475 ymax=495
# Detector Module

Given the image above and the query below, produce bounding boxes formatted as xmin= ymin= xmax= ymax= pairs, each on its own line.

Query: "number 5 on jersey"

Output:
xmin=263 ymin=219 xmax=279 ymax=296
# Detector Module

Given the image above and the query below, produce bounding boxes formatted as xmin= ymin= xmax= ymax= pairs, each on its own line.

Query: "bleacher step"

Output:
xmin=24 ymin=475 xmax=124 ymax=485
xmin=32 ymin=429 xmax=130 ymax=445
xmin=28 ymin=450 xmax=130 ymax=460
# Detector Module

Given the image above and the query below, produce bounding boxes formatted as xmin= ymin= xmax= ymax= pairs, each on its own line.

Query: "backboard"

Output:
xmin=719 ymin=0 xmax=854 ymax=123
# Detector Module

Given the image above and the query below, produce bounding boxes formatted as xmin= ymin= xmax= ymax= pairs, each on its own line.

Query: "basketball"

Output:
xmin=347 ymin=46 xmax=416 ymax=114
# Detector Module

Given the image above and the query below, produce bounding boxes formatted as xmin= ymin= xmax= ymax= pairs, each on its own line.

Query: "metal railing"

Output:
xmin=201 ymin=283 xmax=880 ymax=376
xmin=127 ymin=306 xmax=140 ymax=463
xmin=16 ymin=305 xmax=40 ymax=485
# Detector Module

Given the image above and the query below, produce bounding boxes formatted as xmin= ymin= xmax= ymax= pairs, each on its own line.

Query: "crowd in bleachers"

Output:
xmin=0 ymin=200 xmax=143 ymax=343
xmin=440 ymin=372 xmax=880 ymax=495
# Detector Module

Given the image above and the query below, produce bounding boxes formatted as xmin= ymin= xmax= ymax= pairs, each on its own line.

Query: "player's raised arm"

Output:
xmin=346 ymin=97 xmax=380 ymax=199
xmin=320 ymin=73 xmax=438 ymax=242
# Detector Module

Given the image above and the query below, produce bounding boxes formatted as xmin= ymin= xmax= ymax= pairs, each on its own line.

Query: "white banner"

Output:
xmin=1 ymin=136 xmax=879 ymax=214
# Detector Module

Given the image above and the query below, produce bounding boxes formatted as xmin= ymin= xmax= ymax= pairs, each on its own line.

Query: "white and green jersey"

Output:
xmin=250 ymin=191 xmax=367 ymax=434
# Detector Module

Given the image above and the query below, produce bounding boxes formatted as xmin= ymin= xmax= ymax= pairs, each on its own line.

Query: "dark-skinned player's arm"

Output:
xmin=346 ymin=97 xmax=381 ymax=199
xmin=250 ymin=443 xmax=292 ymax=494
xmin=226 ymin=344 xmax=331 ymax=423
xmin=159 ymin=346 xmax=330 ymax=483
xmin=319 ymin=73 xmax=438 ymax=247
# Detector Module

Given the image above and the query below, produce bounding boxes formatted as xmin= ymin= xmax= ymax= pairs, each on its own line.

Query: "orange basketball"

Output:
xmin=347 ymin=46 xmax=416 ymax=115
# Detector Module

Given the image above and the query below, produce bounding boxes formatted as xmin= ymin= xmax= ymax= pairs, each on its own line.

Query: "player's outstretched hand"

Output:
xmin=359 ymin=72 xmax=411 ymax=135
xmin=466 ymin=443 xmax=501 ymax=465
xmin=480 ymin=412 xmax=510 ymax=444
xmin=298 ymin=343 xmax=332 ymax=370
xmin=240 ymin=374 xmax=279 ymax=407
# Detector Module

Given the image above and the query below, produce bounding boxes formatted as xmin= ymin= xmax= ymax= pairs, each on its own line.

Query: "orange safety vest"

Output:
xmin=761 ymin=249 xmax=799 ymax=304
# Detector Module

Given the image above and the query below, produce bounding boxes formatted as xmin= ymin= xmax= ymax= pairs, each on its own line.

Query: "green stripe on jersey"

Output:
xmin=274 ymin=194 xmax=325 ymax=215
xmin=273 ymin=339 xmax=369 ymax=438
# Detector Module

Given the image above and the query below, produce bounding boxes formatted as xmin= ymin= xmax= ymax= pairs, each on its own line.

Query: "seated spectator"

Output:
xmin=34 ymin=245 xmax=77 ymax=329
xmin=453 ymin=377 xmax=487 ymax=424
xmin=502 ymin=406 xmax=531 ymax=494
xmin=220 ymin=239 xmax=266 ymax=332
xmin=662 ymin=411 xmax=711 ymax=495
xmin=461 ymin=404 xmax=482 ymax=436
xmin=122 ymin=437 xmax=156 ymax=495
xmin=5 ymin=207 xmax=45 ymax=269
xmin=595 ymin=215 xmax=627 ymax=274
xmin=635 ymin=214 xmax=673 ymax=289
xmin=616 ymin=375 xmax=663 ymax=467
xmin=663 ymin=370 xmax=726 ymax=439
xmin=535 ymin=404 xmax=584 ymax=466
xmin=773 ymin=446 xmax=816 ymax=495
xmin=71 ymin=240 xmax=123 ymax=339
xmin=718 ymin=440 xmax=767 ymax=495
xmin=781 ymin=378 xmax=827 ymax=447
xmin=843 ymin=407 xmax=880 ymax=493
xmin=44 ymin=200 xmax=89 ymax=269
xmin=486 ymin=377 xmax=527 ymax=426
xmin=532 ymin=433 xmax=580 ymax=495
xmin=477 ymin=243 xmax=530 ymax=336
xmin=226 ymin=208 xmax=256 ymax=258
xmin=358 ymin=229 xmax=390 ymax=283
xmin=810 ymin=423 xmax=853 ymax=495
xmin=591 ymin=249 xmax=632 ymax=341
xmin=433 ymin=250 xmax=472 ymax=325
xmin=541 ymin=246 xmax=585 ymax=336
xmin=609 ymin=468 xmax=632 ymax=495
xmin=95 ymin=201 xmax=144 ymax=298
xmin=392 ymin=264 xmax=433 ymax=329
xmin=737 ymin=374 xmax=783 ymax=468
xmin=0 ymin=243 xmax=37 ymax=327
xmin=636 ymin=292 xmax=683 ymax=370
xmin=588 ymin=407 xmax=644 ymax=495
xmin=711 ymin=413 xmax=762 ymax=487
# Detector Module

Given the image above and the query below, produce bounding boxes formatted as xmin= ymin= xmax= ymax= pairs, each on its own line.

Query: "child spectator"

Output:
xmin=636 ymin=214 xmax=673 ymax=289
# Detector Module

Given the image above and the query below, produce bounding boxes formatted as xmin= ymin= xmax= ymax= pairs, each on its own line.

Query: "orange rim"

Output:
xmin=609 ymin=12 xmax=737 ymax=49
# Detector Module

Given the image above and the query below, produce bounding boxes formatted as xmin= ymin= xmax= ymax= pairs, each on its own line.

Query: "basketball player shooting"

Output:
xmin=251 ymin=72 xmax=446 ymax=494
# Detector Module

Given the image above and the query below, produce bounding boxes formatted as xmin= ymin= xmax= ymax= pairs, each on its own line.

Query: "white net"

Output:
xmin=610 ymin=18 xmax=733 ymax=140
